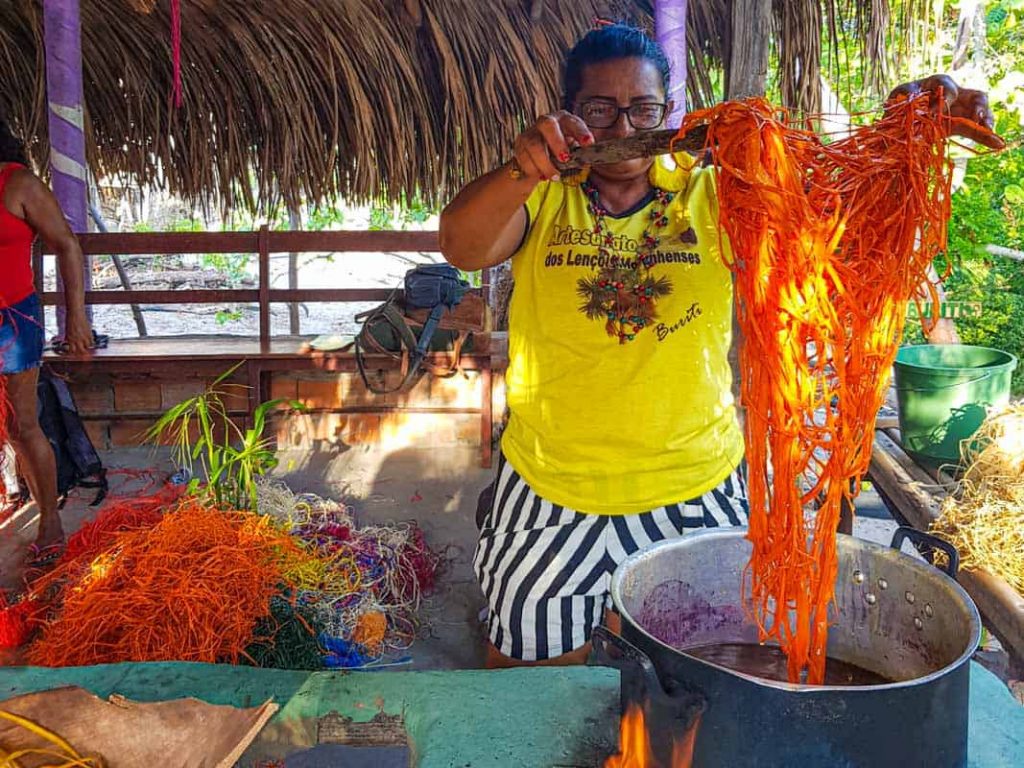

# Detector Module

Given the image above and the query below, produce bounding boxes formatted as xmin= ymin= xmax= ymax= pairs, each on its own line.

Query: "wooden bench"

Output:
xmin=40 ymin=229 xmax=498 ymax=467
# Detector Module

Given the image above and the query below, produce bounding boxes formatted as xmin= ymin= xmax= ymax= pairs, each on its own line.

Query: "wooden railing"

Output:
xmin=37 ymin=226 xmax=489 ymax=346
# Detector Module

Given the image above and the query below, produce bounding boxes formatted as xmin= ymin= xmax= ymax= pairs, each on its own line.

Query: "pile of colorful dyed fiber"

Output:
xmin=0 ymin=482 xmax=440 ymax=669
xmin=255 ymin=480 xmax=443 ymax=667
xmin=931 ymin=403 xmax=1024 ymax=593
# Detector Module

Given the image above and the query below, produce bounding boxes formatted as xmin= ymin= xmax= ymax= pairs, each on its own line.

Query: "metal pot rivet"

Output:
xmin=864 ymin=593 xmax=877 ymax=605
xmin=924 ymin=604 xmax=934 ymax=618
xmin=877 ymin=578 xmax=888 ymax=590
xmin=905 ymin=591 xmax=916 ymax=604
xmin=914 ymin=617 xmax=924 ymax=630
xmin=853 ymin=570 xmax=865 ymax=584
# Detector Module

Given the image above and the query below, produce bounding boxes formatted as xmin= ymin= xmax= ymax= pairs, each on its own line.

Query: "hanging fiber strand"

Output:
xmin=677 ymin=92 xmax=1000 ymax=684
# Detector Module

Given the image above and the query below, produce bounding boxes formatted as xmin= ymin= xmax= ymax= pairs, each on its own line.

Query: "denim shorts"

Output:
xmin=0 ymin=293 xmax=44 ymax=375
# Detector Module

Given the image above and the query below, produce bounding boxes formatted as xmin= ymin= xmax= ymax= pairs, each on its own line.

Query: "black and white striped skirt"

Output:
xmin=473 ymin=453 xmax=749 ymax=662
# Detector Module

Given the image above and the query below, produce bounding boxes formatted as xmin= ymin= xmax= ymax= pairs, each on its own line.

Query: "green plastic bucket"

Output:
xmin=893 ymin=344 xmax=1018 ymax=466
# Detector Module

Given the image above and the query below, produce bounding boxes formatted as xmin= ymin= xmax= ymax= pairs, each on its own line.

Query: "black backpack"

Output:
xmin=35 ymin=368 xmax=107 ymax=509
xmin=354 ymin=264 xmax=472 ymax=394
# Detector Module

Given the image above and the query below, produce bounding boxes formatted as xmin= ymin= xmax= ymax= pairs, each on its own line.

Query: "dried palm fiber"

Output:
xmin=931 ymin=403 xmax=1024 ymax=594
xmin=678 ymin=92 xmax=982 ymax=684
xmin=26 ymin=498 xmax=326 ymax=667
xmin=0 ymin=1 xmax=933 ymax=213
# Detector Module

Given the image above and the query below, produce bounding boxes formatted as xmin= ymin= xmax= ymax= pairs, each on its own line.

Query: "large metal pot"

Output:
xmin=610 ymin=527 xmax=981 ymax=768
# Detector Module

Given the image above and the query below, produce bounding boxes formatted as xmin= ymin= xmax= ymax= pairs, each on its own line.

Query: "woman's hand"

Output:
xmin=887 ymin=75 xmax=1004 ymax=149
xmin=61 ymin=310 xmax=94 ymax=356
xmin=512 ymin=111 xmax=595 ymax=182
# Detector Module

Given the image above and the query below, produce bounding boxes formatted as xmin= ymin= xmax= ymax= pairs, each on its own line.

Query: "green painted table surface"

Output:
xmin=0 ymin=661 xmax=1019 ymax=767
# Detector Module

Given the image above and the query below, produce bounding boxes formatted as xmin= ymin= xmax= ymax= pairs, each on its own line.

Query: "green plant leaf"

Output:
xmin=1005 ymin=184 xmax=1024 ymax=205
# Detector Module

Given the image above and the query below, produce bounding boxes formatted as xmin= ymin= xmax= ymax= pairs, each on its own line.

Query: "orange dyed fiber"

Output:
xmin=27 ymin=499 xmax=314 ymax=666
xmin=677 ymin=95 xmax=981 ymax=684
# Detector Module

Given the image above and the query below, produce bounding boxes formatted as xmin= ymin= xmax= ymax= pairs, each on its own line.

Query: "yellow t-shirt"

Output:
xmin=501 ymin=154 xmax=745 ymax=515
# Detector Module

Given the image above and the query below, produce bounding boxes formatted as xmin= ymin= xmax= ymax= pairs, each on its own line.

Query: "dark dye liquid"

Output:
xmin=683 ymin=642 xmax=892 ymax=686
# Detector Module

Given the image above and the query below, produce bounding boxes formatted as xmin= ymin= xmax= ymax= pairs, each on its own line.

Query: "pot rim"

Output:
xmin=609 ymin=528 xmax=982 ymax=693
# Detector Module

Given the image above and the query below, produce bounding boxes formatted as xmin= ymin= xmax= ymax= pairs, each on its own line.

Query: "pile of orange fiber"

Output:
xmin=677 ymin=94 xmax=998 ymax=684
xmin=27 ymin=498 xmax=312 ymax=667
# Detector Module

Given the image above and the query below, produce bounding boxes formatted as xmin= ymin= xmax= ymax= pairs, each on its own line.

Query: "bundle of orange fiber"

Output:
xmin=676 ymin=94 xmax=1000 ymax=684
xmin=27 ymin=498 xmax=315 ymax=667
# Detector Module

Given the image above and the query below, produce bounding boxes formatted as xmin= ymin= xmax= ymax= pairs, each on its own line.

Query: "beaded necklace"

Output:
xmin=577 ymin=179 xmax=676 ymax=343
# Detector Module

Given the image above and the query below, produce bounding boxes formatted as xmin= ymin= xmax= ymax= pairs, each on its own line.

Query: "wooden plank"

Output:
xmin=299 ymin=406 xmax=481 ymax=415
xmin=52 ymin=230 xmax=443 ymax=256
xmin=882 ymin=427 xmax=958 ymax=486
xmin=42 ymin=335 xmax=493 ymax=367
xmin=268 ymin=288 xmax=394 ymax=303
xmin=43 ymin=289 xmax=259 ymax=306
xmin=45 ymin=287 xmax=484 ymax=308
xmin=958 ymin=569 xmax=1024 ymax=668
xmin=75 ymin=232 xmax=259 ymax=255
xmin=317 ymin=712 xmax=407 ymax=747
xmin=268 ymin=230 xmax=439 ymax=253
xmin=868 ymin=430 xmax=945 ymax=530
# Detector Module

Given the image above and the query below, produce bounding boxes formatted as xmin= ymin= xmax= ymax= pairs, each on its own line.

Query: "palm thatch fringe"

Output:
xmin=0 ymin=1 xmax=933 ymax=213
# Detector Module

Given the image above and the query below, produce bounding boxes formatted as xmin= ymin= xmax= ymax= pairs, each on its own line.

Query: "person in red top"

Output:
xmin=0 ymin=115 xmax=92 ymax=567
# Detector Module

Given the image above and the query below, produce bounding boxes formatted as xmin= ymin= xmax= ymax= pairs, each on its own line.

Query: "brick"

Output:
xmin=219 ymin=381 xmax=251 ymax=412
xmin=336 ymin=414 xmax=382 ymax=445
xmin=113 ymin=381 xmax=161 ymax=412
xmin=387 ymin=372 xmax=432 ymax=407
xmin=430 ymin=372 xmax=480 ymax=406
xmin=71 ymin=385 xmax=113 ymax=416
xmin=337 ymin=372 xmax=385 ymax=407
xmin=110 ymin=419 xmax=154 ymax=447
xmin=270 ymin=376 xmax=298 ymax=402
xmin=296 ymin=378 xmax=340 ymax=409
xmin=379 ymin=413 xmax=449 ymax=448
xmin=84 ymin=421 xmax=109 ymax=451
xmin=161 ymin=380 xmax=206 ymax=409
xmin=454 ymin=414 xmax=481 ymax=444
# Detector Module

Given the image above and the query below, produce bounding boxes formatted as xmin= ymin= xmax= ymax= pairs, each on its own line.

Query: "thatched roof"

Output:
xmin=0 ymin=1 xmax=917 ymax=213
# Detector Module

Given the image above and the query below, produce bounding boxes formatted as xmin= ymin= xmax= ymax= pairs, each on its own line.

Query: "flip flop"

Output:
xmin=26 ymin=542 xmax=65 ymax=570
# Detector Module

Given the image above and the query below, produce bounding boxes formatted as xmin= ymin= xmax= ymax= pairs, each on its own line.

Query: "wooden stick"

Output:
xmin=558 ymin=124 xmax=709 ymax=172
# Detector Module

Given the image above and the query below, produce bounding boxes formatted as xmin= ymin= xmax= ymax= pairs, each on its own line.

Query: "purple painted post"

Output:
xmin=655 ymin=0 xmax=689 ymax=127
xmin=43 ymin=0 xmax=91 ymax=330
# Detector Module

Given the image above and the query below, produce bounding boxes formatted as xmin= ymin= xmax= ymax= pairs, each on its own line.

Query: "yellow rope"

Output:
xmin=0 ymin=710 xmax=103 ymax=768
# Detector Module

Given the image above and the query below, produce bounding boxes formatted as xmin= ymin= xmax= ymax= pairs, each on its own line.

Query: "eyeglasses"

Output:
xmin=575 ymin=100 xmax=667 ymax=130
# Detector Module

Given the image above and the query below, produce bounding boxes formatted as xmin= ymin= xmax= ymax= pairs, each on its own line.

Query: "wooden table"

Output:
xmin=867 ymin=418 xmax=1024 ymax=671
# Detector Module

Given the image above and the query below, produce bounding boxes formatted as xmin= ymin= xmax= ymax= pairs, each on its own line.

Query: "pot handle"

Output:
xmin=591 ymin=625 xmax=665 ymax=694
xmin=890 ymin=526 xmax=960 ymax=578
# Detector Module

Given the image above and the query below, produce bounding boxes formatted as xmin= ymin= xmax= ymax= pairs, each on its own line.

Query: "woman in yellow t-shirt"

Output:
xmin=439 ymin=24 xmax=995 ymax=667
xmin=441 ymin=23 xmax=747 ymax=668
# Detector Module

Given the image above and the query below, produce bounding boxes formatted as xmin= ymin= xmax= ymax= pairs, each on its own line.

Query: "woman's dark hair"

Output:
xmin=563 ymin=23 xmax=671 ymax=110
xmin=0 ymin=114 xmax=29 ymax=166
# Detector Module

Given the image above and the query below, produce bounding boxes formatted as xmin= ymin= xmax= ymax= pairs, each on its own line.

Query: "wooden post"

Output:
xmin=726 ymin=0 xmax=772 ymax=99
xmin=43 ymin=0 xmax=91 ymax=332
xmin=654 ymin=0 xmax=689 ymax=125
xmin=258 ymin=225 xmax=270 ymax=351
xmin=287 ymin=205 xmax=301 ymax=335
